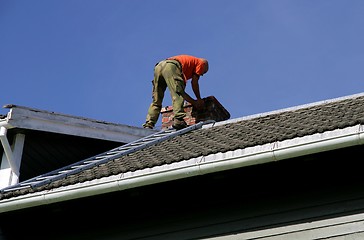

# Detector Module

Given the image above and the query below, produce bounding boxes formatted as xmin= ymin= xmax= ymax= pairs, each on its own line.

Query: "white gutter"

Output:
xmin=1 ymin=124 xmax=364 ymax=213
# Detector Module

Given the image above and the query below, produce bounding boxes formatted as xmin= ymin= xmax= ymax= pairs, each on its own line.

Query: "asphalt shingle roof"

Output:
xmin=2 ymin=94 xmax=364 ymax=200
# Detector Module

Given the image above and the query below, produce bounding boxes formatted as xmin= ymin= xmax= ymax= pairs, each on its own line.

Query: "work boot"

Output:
xmin=172 ymin=118 xmax=187 ymax=130
xmin=142 ymin=122 xmax=154 ymax=129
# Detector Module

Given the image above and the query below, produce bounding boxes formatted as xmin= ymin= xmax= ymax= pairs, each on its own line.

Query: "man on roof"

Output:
xmin=142 ymin=54 xmax=209 ymax=130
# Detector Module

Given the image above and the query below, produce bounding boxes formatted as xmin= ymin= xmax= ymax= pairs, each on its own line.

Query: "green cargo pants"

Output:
xmin=144 ymin=60 xmax=186 ymax=127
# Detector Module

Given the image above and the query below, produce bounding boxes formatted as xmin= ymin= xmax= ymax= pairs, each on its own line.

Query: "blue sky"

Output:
xmin=1 ymin=0 xmax=364 ymax=129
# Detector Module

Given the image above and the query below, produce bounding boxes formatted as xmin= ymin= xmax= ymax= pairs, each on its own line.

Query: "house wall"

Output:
xmin=1 ymin=145 xmax=364 ymax=240
xmin=207 ymin=213 xmax=364 ymax=239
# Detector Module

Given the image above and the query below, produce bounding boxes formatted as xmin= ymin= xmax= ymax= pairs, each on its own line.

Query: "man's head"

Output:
xmin=201 ymin=58 xmax=209 ymax=75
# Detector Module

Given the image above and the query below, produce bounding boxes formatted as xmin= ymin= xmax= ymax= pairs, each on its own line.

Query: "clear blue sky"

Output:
xmin=1 ymin=0 xmax=364 ymax=129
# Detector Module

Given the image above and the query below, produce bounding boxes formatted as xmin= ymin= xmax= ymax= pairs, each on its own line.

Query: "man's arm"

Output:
xmin=180 ymin=91 xmax=196 ymax=106
xmin=191 ymin=74 xmax=201 ymax=99
xmin=191 ymin=74 xmax=204 ymax=109
xmin=177 ymin=74 xmax=204 ymax=109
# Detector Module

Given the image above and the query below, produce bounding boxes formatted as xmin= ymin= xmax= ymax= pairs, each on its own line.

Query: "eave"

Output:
xmin=0 ymin=122 xmax=362 ymax=213
xmin=0 ymin=104 xmax=156 ymax=143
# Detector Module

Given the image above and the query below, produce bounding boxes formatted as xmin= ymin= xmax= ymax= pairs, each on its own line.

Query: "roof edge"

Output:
xmin=1 ymin=124 xmax=363 ymax=213
xmin=1 ymin=104 xmax=156 ymax=142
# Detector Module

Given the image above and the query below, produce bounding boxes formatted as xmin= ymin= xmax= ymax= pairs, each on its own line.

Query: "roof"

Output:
xmin=0 ymin=104 xmax=156 ymax=186
xmin=1 ymin=93 xmax=364 ymax=212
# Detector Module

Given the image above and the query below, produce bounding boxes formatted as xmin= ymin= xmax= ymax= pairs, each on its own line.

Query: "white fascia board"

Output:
xmin=3 ymin=106 xmax=156 ymax=143
xmin=0 ymin=124 xmax=363 ymax=213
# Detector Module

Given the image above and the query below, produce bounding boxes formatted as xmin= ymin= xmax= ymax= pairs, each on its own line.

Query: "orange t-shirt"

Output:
xmin=168 ymin=55 xmax=206 ymax=82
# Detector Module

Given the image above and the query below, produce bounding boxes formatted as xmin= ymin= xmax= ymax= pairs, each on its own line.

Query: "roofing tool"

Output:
xmin=1 ymin=120 xmax=215 ymax=193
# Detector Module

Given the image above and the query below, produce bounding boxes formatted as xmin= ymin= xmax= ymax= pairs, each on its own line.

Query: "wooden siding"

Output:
xmin=207 ymin=211 xmax=364 ymax=240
